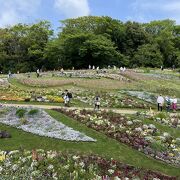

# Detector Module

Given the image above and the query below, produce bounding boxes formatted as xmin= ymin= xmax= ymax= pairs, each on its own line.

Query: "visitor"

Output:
xmin=172 ymin=96 xmax=177 ymax=112
xmin=36 ymin=69 xmax=40 ymax=78
xmin=157 ymin=95 xmax=164 ymax=111
xmin=165 ymin=96 xmax=171 ymax=112
xmin=172 ymin=64 xmax=175 ymax=70
xmin=96 ymin=66 xmax=99 ymax=74
xmin=120 ymin=67 xmax=123 ymax=72
xmin=123 ymin=67 xmax=126 ymax=72
xmin=60 ymin=68 xmax=64 ymax=75
xmin=67 ymin=90 xmax=73 ymax=105
xmin=94 ymin=95 xmax=100 ymax=111
xmin=160 ymin=66 xmax=164 ymax=71
xmin=89 ymin=65 xmax=91 ymax=69
xmin=63 ymin=90 xmax=70 ymax=107
xmin=8 ymin=70 xmax=11 ymax=78
xmin=92 ymin=65 xmax=95 ymax=70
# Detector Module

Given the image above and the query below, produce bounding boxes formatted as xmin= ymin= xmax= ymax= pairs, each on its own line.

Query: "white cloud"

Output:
xmin=0 ymin=0 xmax=42 ymax=27
xmin=131 ymin=0 xmax=180 ymax=24
xmin=54 ymin=0 xmax=90 ymax=18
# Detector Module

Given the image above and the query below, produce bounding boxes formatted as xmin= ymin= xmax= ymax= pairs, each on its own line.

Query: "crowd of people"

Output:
xmin=157 ymin=95 xmax=178 ymax=112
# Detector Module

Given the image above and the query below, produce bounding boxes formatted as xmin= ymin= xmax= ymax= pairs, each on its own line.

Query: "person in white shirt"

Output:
xmin=157 ymin=95 xmax=164 ymax=111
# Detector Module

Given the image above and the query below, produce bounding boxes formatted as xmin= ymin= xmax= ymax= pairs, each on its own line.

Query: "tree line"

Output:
xmin=0 ymin=16 xmax=179 ymax=73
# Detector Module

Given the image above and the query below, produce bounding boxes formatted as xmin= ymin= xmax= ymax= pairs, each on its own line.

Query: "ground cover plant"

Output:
xmin=0 ymin=107 xmax=95 ymax=142
xmin=0 ymin=149 xmax=177 ymax=180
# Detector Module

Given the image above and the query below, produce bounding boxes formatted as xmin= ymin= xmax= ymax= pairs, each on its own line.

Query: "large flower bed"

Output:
xmin=0 ymin=107 xmax=95 ymax=142
xmin=55 ymin=109 xmax=180 ymax=166
xmin=0 ymin=149 xmax=177 ymax=179
xmin=74 ymin=91 xmax=152 ymax=109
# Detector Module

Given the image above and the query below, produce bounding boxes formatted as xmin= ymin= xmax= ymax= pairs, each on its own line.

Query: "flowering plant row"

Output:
xmin=54 ymin=109 xmax=180 ymax=166
xmin=143 ymin=112 xmax=180 ymax=129
xmin=74 ymin=91 xmax=152 ymax=109
xmin=0 ymin=149 xmax=177 ymax=180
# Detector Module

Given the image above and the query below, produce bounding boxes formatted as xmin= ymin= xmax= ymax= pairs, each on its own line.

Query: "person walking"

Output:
xmin=157 ymin=95 xmax=164 ymax=111
xmin=172 ymin=96 xmax=177 ymax=112
xmin=36 ymin=69 xmax=40 ymax=78
xmin=63 ymin=90 xmax=70 ymax=107
xmin=94 ymin=95 xmax=100 ymax=111
xmin=165 ymin=96 xmax=171 ymax=112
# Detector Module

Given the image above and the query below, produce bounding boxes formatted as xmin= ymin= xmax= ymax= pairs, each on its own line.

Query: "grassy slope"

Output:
xmin=0 ymin=110 xmax=179 ymax=177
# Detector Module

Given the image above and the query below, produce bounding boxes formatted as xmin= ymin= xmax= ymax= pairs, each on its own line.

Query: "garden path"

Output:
xmin=4 ymin=103 xmax=137 ymax=114
xmin=3 ymin=103 xmax=179 ymax=116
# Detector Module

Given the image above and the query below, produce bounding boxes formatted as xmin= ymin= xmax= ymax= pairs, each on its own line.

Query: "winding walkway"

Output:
xmin=3 ymin=103 xmax=137 ymax=114
xmin=2 ymin=103 xmax=179 ymax=115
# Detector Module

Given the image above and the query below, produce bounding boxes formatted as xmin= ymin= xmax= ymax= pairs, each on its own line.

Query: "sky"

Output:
xmin=0 ymin=0 xmax=180 ymax=30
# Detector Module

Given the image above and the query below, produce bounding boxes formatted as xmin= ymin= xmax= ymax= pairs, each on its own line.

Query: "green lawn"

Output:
xmin=0 ymin=110 xmax=179 ymax=177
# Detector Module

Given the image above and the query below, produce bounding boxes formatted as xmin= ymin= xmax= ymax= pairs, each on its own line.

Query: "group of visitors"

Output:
xmin=157 ymin=95 xmax=178 ymax=112
xmin=88 ymin=65 xmax=96 ymax=70
xmin=61 ymin=89 xmax=101 ymax=111
xmin=120 ymin=67 xmax=126 ymax=72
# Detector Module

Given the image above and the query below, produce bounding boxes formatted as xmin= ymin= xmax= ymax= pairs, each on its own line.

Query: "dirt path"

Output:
xmin=3 ymin=103 xmax=138 ymax=114
xmin=3 ymin=103 xmax=179 ymax=116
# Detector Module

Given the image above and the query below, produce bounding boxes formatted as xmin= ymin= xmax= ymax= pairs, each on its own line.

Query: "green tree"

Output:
xmin=132 ymin=44 xmax=163 ymax=67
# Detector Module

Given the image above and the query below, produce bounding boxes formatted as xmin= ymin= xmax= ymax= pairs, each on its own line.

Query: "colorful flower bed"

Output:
xmin=140 ymin=111 xmax=180 ymax=129
xmin=74 ymin=91 xmax=152 ymax=109
xmin=0 ymin=107 xmax=95 ymax=142
xmin=54 ymin=109 xmax=180 ymax=166
xmin=0 ymin=149 xmax=177 ymax=179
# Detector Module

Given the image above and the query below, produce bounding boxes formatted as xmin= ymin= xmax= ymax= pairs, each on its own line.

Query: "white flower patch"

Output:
xmin=0 ymin=78 xmax=9 ymax=87
xmin=124 ymin=91 xmax=156 ymax=104
xmin=0 ymin=107 xmax=96 ymax=142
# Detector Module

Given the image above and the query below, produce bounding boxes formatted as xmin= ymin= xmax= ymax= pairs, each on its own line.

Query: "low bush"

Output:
xmin=20 ymin=117 xmax=28 ymax=125
xmin=16 ymin=109 xmax=26 ymax=118
xmin=155 ymin=112 xmax=168 ymax=120
xmin=28 ymin=109 xmax=39 ymax=116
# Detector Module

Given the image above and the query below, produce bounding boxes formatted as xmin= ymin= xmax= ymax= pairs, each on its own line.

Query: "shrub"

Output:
xmin=155 ymin=112 xmax=168 ymax=120
xmin=24 ymin=98 xmax=31 ymax=102
xmin=0 ymin=108 xmax=9 ymax=117
xmin=20 ymin=117 xmax=28 ymax=125
xmin=144 ymin=68 xmax=150 ymax=73
xmin=150 ymin=142 xmax=167 ymax=152
xmin=16 ymin=109 xmax=26 ymax=118
xmin=28 ymin=109 xmax=39 ymax=116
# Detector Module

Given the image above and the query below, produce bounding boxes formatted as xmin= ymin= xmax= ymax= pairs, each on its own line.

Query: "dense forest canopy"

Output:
xmin=0 ymin=16 xmax=179 ymax=73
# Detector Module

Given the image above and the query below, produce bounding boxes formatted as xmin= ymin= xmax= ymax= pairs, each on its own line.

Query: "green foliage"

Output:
xmin=132 ymin=44 xmax=163 ymax=67
xmin=0 ymin=17 xmax=180 ymax=71
xmin=0 ymin=108 xmax=9 ymax=117
xmin=16 ymin=109 xmax=26 ymax=118
xmin=28 ymin=109 xmax=39 ymax=116
xmin=155 ymin=112 xmax=168 ymax=120
xmin=19 ymin=117 xmax=28 ymax=125
xmin=150 ymin=142 xmax=167 ymax=152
